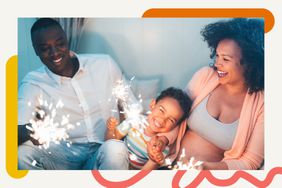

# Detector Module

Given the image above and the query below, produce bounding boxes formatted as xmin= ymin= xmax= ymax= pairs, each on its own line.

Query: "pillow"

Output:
xmin=130 ymin=77 xmax=160 ymax=113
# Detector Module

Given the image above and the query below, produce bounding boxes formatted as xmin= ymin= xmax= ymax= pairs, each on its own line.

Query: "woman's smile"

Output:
xmin=217 ymin=70 xmax=228 ymax=78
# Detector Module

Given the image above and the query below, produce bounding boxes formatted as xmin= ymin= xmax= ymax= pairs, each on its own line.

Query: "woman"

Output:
xmin=180 ymin=18 xmax=264 ymax=170
xmin=149 ymin=18 xmax=264 ymax=170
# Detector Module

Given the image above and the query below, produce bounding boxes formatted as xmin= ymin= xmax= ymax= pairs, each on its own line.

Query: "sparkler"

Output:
xmin=31 ymin=160 xmax=37 ymax=166
xmin=27 ymin=95 xmax=75 ymax=149
xmin=111 ymin=76 xmax=158 ymax=169
xmin=112 ymin=76 xmax=136 ymax=104
xmin=165 ymin=148 xmax=203 ymax=170
xmin=111 ymin=76 xmax=147 ymax=132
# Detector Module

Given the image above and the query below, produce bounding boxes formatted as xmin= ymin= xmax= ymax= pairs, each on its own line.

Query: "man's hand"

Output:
xmin=30 ymin=136 xmax=42 ymax=146
xmin=18 ymin=123 xmax=42 ymax=145
xmin=147 ymin=136 xmax=168 ymax=165
xmin=107 ymin=117 xmax=119 ymax=130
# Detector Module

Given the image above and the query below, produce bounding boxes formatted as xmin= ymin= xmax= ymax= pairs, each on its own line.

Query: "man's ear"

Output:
xmin=149 ymin=99 xmax=156 ymax=110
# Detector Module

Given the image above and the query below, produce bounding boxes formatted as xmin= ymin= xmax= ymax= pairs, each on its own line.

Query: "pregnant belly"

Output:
xmin=178 ymin=130 xmax=225 ymax=162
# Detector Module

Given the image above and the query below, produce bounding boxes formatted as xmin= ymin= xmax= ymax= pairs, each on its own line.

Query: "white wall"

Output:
xmin=18 ymin=18 xmax=222 ymax=91
xmin=78 ymin=18 xmax=221 ymax=91
xmin=18 ymin=18 xmax=42 ymax=84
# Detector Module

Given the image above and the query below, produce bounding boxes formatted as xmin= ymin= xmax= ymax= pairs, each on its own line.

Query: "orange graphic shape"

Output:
xmin=143 ymin=8 xmax=274 ymax=33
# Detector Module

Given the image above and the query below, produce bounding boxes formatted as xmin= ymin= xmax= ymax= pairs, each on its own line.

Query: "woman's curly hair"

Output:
xmin=201 ymin=18 xmax=264 ymax=94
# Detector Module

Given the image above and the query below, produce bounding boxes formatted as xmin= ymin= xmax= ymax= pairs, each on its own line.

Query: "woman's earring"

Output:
xmin=209 ymin=61 xmax=217 ymax=71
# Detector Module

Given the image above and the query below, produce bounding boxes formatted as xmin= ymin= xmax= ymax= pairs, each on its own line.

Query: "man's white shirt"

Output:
xmin=18 ymin=54 xmax=138 ymax=143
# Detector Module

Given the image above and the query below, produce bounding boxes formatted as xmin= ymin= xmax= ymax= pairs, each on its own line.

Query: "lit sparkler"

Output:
xmin=122 ymin=103 xmax=148 ymax=131
xmin=27 ymin=95 xmax=75 ymax=149
xmin=165 ymin=148 xmax=203 ymax=170
xmin=112 ymin=76 xmax=135 ymax=103
xmin=111 ymin=76 xmax=147 ymax=133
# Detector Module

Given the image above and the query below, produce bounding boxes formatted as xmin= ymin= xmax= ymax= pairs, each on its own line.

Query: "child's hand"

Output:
xmin=147 ymin=136 xmax=167 ymax=165
xmin=107 ymin=117 xmax=119 ymax=130
xmin=152 ymin=138 xmax=165 ymax=164
xmin=154 ymin=137 xmax=167 ymax=152
xmin=155 ymin=152 xmax=164 ymax=164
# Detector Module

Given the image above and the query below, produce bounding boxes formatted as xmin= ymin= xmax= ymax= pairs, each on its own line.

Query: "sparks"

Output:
xmin=120 ymin=103 xmax=148 ymax=133
xmin=129 ymin=153 xmax=138 ymax=161
xmin=112 ymin=78 xmax=132 ymax=102
xmin=111 ymin=76 xmax=147 ymax=132
xmin=27 ymin=95 xmax=74 ymax=149
xmin=165 ymin=148 xmax=203 ymax=170
xmin=32 ymin=160 xmax=37 ymax=166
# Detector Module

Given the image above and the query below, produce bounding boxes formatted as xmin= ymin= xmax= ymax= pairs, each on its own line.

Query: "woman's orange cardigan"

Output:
xmin=165 ymin=66 xmax=264 ymax=170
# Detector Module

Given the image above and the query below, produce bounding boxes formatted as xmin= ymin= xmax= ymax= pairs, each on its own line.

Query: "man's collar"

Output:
xmin=44 ymin=66 xmax=62 ymax=85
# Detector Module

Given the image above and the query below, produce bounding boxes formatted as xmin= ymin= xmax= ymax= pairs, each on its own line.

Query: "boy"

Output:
xmin=105 ymin=87 xmax=192 ymax=170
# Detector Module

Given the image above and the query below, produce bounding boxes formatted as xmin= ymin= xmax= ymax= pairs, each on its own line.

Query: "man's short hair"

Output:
xmin=30 ymin=18 xmax=63 ymax=38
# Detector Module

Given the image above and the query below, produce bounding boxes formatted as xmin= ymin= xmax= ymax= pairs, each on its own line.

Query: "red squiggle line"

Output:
xmin=172 ymin=167 xmax=282 ymax=188
xmin=92 ymin=170 xmax=151 ymax=188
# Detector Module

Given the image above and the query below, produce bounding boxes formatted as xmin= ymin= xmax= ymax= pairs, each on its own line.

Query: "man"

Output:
xmin=18 ymin=18 xmax=132 ymax=169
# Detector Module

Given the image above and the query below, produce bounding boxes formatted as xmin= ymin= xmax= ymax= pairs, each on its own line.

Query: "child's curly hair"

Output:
xmin=156 ymin=87 xmax=192 ymax=124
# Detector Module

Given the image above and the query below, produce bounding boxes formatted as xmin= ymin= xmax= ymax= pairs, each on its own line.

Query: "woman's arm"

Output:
xmin=201 ymin=161 xmax=228 ymax=170
xmin=223 ymin=98 xmax=264 ymax=170
xmin=185 ymin=66 xmax=215 ymax=100
xmin=157 ymin=125 xmax=179 ymax=145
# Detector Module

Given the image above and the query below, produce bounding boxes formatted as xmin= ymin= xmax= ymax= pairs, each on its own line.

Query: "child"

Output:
xmin=105 ymin=87 xmax=192 ymax=170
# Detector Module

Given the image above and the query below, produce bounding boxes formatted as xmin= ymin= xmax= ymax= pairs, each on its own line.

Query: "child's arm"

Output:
xmin=142 ymin=159 xmax=160 ymax=170
xmin=105 ymin=117 xmax=125 ymax=140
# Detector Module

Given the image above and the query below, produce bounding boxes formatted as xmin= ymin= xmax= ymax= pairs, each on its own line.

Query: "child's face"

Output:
xmin=147 ymin=97 xmax=184 ymax=134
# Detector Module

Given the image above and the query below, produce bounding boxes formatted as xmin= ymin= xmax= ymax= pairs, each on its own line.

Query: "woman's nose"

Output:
xmin=214 ymin=57 xmax=222 ymax=67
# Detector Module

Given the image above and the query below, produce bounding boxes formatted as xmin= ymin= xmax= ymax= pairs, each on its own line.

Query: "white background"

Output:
xmin=1 ymin=0 xmax=282 ymax=187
